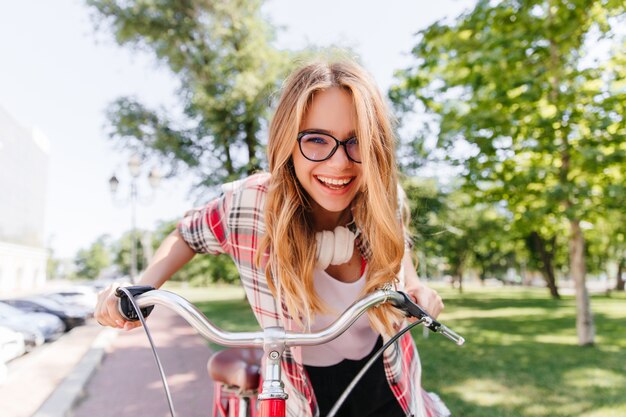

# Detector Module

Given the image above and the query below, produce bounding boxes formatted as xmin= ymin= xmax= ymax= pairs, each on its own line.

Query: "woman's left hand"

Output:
xmin=402 ymin=251 xmax=444 ymax=319
xmin=404 ymin=281 xmax=444 ymax=319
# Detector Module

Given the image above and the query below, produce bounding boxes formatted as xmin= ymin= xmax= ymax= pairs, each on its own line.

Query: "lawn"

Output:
xmin=170 ymin=282 xmax=626 ymax=417
xmin=417 ymin=285 xmax=626 ymax=417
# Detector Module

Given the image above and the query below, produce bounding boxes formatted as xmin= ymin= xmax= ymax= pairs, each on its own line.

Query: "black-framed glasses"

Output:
xmin=297 ymin=130 xmax=361 ymax=163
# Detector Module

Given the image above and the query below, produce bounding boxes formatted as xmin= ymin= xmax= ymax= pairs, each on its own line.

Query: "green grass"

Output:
xmin=182 ymin=283 xmax=626 ymax=417
xmin=419 ymin=285 xmax=626 ymax=417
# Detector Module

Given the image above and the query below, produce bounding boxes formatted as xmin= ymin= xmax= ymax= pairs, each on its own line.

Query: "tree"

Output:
xmin=74 ymin=235 xmax=113 ymax=280
xmin=524 ymin=230 xmax=562 ymax=297
xmin=86 ymin=0 xmax=293 ymax=187
xmin=113 ymin=230 xmax=148 ymax=278
xmin=585 ymin=211 xmax=626 ymax=291
xmin=401 ymin=177 xmax=447 ymax=280
xmin=403 ymin=177 xmax=521 ymax=291
xmin=393 ymin=0 xmax=625 ymax=345
xmin=151 ymin=219 xmax=240 ymax=285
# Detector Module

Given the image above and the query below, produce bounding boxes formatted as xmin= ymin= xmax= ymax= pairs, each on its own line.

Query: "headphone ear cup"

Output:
xmin=332 ymin=226 xmax=355 ymax=265
xmin=315 ymin=226 xmax=356 ymax=269
xmin=316 ymin=230 xmax=334 ymax=270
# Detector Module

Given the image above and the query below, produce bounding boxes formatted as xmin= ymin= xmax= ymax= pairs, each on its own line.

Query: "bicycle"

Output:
xmin=116 ymin=286 xmax=465 ymax=417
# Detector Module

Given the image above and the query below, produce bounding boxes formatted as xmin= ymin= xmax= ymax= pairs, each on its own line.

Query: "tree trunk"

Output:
xmin=455 ymin=266 xmax=464 ymax=294
xmin=527 ymin=232 xmax=560 ymax=299
xmin=222 ymin=136 xmax=234 ymax=176
xmin=546 ymin=0 xmax=593 ymax=345
xmin=244 ymin=118 xmax=259 ymax=174
xmin=616 ymin=257 xmax=625 ymax=291
xmin=570 ymin=219 xmax=595 ymax=346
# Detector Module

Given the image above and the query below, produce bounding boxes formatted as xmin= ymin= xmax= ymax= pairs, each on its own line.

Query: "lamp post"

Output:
xmin=108 ymin=155 xmax=161 ymax=284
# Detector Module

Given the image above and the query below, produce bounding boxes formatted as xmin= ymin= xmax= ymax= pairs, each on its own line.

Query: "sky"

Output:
xmin=0 ymin=0 xmax=475 ymax=259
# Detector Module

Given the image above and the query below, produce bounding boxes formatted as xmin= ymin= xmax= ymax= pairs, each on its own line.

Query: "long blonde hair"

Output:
xmin=256 ymin=59 xmax=405 ymax=335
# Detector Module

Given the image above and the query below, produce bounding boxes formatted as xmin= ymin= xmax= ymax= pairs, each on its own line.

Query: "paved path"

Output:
xmin=72 ymin=306 xmax=215 ymax=417
xmin=0 ymin=320 xmax=104 ymax=417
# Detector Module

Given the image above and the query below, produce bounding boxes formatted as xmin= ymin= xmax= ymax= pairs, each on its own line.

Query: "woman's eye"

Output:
xmin=304 ymin=135 xmax=329 ymax=145
xmin=347 ymin=137 xmax=358 ymax=145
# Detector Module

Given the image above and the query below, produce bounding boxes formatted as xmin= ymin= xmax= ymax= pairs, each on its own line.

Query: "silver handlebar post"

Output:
xmin=258 ymin=326 xmax=288 ymax=401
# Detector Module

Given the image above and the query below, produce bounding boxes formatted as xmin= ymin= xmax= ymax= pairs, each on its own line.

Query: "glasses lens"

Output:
xmin=345 ymin=137 xmax=360 ymax=162
xmin=299 ymin=133 xmax=336 ymax=161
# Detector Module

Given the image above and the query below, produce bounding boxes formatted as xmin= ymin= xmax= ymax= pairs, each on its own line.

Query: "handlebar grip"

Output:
xmin=116 ymin=285 xmax=156 ymax=321
xmin=393 ymin=291 xmax=465 ymax=345
xmin=432 ymin=323 xmax=465 ymax=346
xmin=392 ymin=291 xmax=431 ymax=320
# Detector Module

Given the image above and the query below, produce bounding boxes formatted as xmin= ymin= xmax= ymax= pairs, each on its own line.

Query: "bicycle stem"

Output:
xmin=258 ymin=326 xmax=288 ymax=401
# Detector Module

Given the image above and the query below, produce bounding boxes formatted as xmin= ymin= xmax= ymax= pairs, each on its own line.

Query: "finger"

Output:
xmin=95 ymin=283 xmax=124 ymax=328
xmin=104 ymin=290 xmax=125 ymax=328
xmin=429 ymin=296 xmax=444 ymax=319
xmin=123 ymin=321 xmax=142 ymax=331
xmin=95 ymin=285 xmax=118 ymax=327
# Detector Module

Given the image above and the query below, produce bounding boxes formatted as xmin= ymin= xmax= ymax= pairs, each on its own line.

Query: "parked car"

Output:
xmin=45 ymin=286 xmax=97 ymax=315
xmin=0 ymin=303 xmax=44 ymax=350
xmin=0 ymin=326 xmax=26 ymax=362
xmin=0 ymin=301 xmax=64 ymax=343
xmin=1 ymin=297 xmax=89 ymax=331
xmin=14 ymin=327 xmax=44 ymax=352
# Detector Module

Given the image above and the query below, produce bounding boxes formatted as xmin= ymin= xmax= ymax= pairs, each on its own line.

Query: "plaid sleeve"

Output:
xmin=177 ymin=193 xmax=232 ymax=255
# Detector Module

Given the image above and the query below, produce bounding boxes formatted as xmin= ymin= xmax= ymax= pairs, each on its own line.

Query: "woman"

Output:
xmin=96 ymin=59 xmax=449 ymax=417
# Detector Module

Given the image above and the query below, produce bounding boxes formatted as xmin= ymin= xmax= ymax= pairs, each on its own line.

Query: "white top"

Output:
xmin=301 ymin=267 xmax=378 ymax=366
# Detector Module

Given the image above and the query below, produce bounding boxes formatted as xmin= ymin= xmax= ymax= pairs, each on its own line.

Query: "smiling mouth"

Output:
xmin=315 ymin=175 xmax=354 ymax=190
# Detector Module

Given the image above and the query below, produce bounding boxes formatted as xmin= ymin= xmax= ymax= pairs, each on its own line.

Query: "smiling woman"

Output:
xmin=95 ymin=58 xmax=448 ymax=417
xmin=292 ymin=87 xmax=363 ymax=223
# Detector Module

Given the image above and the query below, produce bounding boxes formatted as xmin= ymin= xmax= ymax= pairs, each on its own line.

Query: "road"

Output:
xmin=72 ymin=307 xmax=215 ymax=417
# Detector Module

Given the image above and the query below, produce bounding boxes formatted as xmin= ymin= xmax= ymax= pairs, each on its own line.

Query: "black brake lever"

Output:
xmin=394 ymin=291 xmax=465 ymax=346
xmin=115 ymin=285 xmax=156 ymax=321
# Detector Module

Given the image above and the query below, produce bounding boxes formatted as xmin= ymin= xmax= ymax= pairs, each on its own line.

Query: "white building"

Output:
xmin=0 ymin=107 xmax=49 ymax=294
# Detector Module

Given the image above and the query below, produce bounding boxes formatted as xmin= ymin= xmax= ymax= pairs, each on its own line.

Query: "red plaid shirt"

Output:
xmin=178 ymin=173 xmax=449 ymax=417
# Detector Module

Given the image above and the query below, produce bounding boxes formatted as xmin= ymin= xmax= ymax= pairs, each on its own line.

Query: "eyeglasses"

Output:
xmin=297 ymin=131 xmax=361 ymax=163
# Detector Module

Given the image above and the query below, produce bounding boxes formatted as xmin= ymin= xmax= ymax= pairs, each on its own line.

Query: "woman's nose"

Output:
xmin=326 ymin=145 xmax=351 ymax=167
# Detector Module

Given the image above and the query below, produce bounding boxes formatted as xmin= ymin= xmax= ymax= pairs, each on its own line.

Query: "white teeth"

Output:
xmin=316 ymin=176 xmax=352 ymax=186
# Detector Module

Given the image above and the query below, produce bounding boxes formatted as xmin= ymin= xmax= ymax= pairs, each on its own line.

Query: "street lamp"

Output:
xmin=108 ymin=155 xmax=161 ymax=284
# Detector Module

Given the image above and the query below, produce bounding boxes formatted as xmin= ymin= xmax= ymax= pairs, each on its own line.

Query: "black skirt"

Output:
xmin=304 ymin=337 xmax=406 ymax=417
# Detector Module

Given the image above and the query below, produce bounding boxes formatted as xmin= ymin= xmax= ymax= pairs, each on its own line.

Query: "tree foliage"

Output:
xmin=112 ymin=230 xmax=148 ymax=277
xmin=393 ymin=0 xmax=625 ymax=344
xmin=151 ymin=219 xmax=240 ymax=285
xmin=86 ymin=0 xmax=293 ymax=188
xmin=403 ymin=177 xmax=521 ymax=291
xmin=74 ymin=235 xmax=113 ymax=280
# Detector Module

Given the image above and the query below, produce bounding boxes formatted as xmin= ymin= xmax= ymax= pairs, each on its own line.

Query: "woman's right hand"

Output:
xmin=94 ymin=282 xmax=143 ymax=331
xmin=94 ymin=229 xmax=195 ymax=330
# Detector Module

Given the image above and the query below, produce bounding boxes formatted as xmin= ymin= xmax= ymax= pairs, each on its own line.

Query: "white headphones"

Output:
xmin=315 ymin=226 xmax=357 ymax=269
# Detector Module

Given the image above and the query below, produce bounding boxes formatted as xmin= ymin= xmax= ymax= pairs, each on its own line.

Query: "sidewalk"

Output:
xmin=0 ymin=320 xmax=109 ymax=417
xmin=70 ymin=306 xmax=215 ymax=417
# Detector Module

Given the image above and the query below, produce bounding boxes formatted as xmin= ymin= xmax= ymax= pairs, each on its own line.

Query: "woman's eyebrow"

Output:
xmin=301 ymin=128 xmax=357 ymax=138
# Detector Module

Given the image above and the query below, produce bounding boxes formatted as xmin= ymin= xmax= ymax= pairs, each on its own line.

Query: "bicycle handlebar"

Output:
xmin=117 ymin=287 xmax=464 ymax=347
